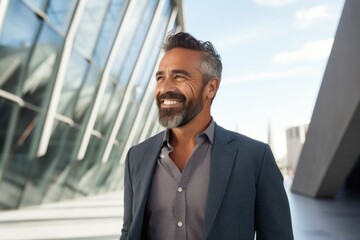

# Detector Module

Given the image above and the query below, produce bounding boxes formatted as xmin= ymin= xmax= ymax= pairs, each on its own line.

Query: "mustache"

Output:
xmin=157 ymin=92 xmax=186 ymax=102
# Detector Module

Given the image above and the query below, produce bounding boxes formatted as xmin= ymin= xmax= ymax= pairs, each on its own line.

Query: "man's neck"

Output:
xmin=170 ymin=114 xmax=212 ymax=148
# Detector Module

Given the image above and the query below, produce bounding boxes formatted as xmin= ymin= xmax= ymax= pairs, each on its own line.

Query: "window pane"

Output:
xmin=22 ymin=0 xmax=47 ymax=11
xmin=109 ymin=0 xmax=156 ymax=82
xmin=0 ymin=100 xmax=19 ymax=174
xmin=0 ymin=0 xmax=41 ymax=94
xmin=94 ymin=78 xmax=125 ymax=133
xmin=21 ymin=23 xmax=63 ymax=107
xmin=46 ymin=0 xmax=77 ymax=35
xmin=41 ymin=123 xmax=81 ymax=204
xmin=61 ymin=135 xmax=103 ymax=199
xmin=57 ymin=50 xmax=89 ymax=117
xmin=93 ymin=0 xmax=130 ymax=68
xmin=19 ymin=120 xmax=74 ymax=207
xmin=73 ymin=64 xmax=102 ymax=124
xmin=73 ymin=0 xmax=111 ymax=58
xmin=0 ymin=107 xmax=44 ymax=210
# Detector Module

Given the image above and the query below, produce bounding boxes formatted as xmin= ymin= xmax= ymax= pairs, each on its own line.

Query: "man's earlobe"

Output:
xmin=207 ymin=78 xmax=219 ymax=99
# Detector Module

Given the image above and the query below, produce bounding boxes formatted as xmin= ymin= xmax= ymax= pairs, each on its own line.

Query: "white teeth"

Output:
xmin=163 ymin=100 xmax=179 ymax=105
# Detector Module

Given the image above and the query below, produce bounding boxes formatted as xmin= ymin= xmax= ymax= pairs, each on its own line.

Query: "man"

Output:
xmin=120 ymin=32 xmax=293 ymax=240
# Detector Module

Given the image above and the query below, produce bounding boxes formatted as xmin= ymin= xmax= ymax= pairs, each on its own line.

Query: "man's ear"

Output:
xmin=206 ymin=78 xmax=220 ymax=100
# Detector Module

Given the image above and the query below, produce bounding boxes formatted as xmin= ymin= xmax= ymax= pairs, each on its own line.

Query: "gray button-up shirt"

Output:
xmin=144 ymin=120 xmax=214 ymax=240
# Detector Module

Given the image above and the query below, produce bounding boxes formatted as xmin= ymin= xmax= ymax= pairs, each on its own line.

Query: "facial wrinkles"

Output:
xmin=156 ymin=83 xmax=205 ymax=128
xmin=155 ymin=49 xmax=206 ymax=128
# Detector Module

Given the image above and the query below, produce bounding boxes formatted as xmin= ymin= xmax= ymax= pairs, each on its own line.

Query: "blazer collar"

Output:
xmin=130 ymin=133 xmax=164 ymax=239
xmin=204 ymin=124 xmax=237 ymax=238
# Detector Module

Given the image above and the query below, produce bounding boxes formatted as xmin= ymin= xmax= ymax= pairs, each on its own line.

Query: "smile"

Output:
xmin=161 ymin=99 xmax=183 ymax=107
xmin=163 ymin=100 xmax=180 ymax=105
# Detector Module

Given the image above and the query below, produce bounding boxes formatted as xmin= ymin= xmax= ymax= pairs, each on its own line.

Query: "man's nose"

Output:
xmin=158 ymin=77 xmax=177 ymax=93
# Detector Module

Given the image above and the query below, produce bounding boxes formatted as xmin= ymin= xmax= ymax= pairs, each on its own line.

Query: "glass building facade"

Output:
xmin=0 ymin=0 xmax=183 ymax=210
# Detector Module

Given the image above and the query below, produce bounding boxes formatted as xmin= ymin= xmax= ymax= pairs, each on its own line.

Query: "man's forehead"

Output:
xmin=159 ymin=48 xmax=203 ymax=68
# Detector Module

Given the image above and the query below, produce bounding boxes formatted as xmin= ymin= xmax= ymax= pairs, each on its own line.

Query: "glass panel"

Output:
xmin=22 ymin=0 xmax=48 ymax=11
xmin=0 ymin=107 xmax=44 ymax=210
xmin=109 ymin=0 xmax=156 ymax=83
xmin=0 ymin=0 xmax=41 ymax=94
xmin=46 ymin=0 xmax=77 ymax=35
xmin=93 ymin=0 xmax=129 ymax=68
xmin=86 ymin=162 xmax=113 ymax=194
xmin=19 ymin=120 xmax=73 ymax=207
xmin=145 ymin=115 xmax=159 ymax=139
xmin=97 ymin=161 xmax=122 ymax=193
xmin=94 ymin=78 xmax=125 ymax=133
xmin=0 ymin=99 xmax=19 ymax=176
xmin=60 ymin=135 xmax=103 ymax=199
xmin=93 ymin=0 xmax=158 ymax=133
xmin=73 ymin=0 xmax=111 ymax=58
xmin=131 ymin=0 xmax=172 ymax=103
xmin=57 ymin=50 xmax=89 ymax=117
xmin=115 ymin=102 xmax=139 ymax=154
xmin=21 ymin=23 xmax=63 ymax=107
xmin=41 ymin=123 xmax=81 ymax=203
xmin=132 ymin=96 xmax=156 ymax=146
xmin=73 ymin=64 xmax=102 ymax=124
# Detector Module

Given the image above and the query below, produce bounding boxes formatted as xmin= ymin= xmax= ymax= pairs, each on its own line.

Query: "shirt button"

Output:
xmin=177 ymin=221 xmax=183 ymax=227
xmin=177 ymin=187 xmax=183 ymax=192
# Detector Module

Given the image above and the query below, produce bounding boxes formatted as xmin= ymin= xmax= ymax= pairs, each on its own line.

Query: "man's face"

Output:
xmin=155 ymin=48 xmax=206 ymax=128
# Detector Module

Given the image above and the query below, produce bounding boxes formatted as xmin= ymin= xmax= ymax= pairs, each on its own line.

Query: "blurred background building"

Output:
xmin=291 ymin=0 xmax=360 ymax=198
xmin=0 ymin=0 xmax=184 ymax=210
xmin=286 ymin=123 xmax=308 ymax=173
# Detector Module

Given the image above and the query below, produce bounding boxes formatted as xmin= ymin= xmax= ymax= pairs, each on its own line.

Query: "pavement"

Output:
xmin=0 ymin=192 xmax=123 ymax=240
xmin=0 ymin=182 xmax=359 ymax=240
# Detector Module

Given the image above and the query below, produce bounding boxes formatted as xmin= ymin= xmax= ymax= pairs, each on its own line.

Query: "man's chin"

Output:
xmin=159 ymin=115 xmax=184 ymax=129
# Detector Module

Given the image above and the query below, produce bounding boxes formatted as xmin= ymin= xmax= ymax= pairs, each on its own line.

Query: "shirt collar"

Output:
xmin=162 ymin=119 xmax=215 ymax=147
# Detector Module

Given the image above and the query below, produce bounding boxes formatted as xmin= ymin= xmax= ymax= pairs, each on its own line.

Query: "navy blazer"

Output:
xmin=120 ymin=124 xmax=293 ymax=240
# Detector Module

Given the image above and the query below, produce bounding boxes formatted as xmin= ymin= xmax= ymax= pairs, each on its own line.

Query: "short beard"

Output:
xmin=159 ymin=108 xmax=186 ymax=128
xmin=159 ymin=102 xmax=202 ymax=128
xmin=157 ymin=87 xmax=204 ymax=128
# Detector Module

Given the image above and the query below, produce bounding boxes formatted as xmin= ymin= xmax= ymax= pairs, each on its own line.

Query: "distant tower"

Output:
xmin=286 ymin=124 xmax=309 ymax=171
xmin=267 ymin=121 xmax=275 ymax=149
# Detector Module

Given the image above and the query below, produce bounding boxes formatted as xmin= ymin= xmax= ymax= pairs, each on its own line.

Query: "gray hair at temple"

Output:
xmin=161 ymin=32 xmax=222 ymax=84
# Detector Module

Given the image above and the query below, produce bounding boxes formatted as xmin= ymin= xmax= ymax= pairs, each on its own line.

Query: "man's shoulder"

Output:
xmin=131 ymin=131 xmax=165 ymax=151
xmin=215 ymin=124 xmax=266 ymax=148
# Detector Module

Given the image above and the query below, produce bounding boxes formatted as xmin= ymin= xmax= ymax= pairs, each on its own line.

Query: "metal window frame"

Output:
xmin=36 ymin=0 xmax=88 ymax=157
xmin=100 ymin=0 xmax=170 ymax=164
xmin=76 ymin=0 xmax=141 ymax=160
xmin=118 ymin=5 xmax=179 ymax=164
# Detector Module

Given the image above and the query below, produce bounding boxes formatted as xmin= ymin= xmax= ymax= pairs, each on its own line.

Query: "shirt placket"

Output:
xmin=174 ymin=136 xmax=208 ymax=240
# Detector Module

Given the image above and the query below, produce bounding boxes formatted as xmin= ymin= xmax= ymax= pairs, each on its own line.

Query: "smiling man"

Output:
xmin=120 ymin=32 xmax=293 ymax=240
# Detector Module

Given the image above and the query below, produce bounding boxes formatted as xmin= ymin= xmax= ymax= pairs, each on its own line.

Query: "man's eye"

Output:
xmin=174 ymin=75 xmax=185 ymax=80
xmin=156 ymin=76 xmax=163 ymax=81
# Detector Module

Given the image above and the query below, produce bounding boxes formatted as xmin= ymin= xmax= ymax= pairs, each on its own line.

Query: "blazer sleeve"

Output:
xmin=120 ymin=148 xmax=133 ymax=240
xmin=255 ymin=145 xmax=294 ymax=240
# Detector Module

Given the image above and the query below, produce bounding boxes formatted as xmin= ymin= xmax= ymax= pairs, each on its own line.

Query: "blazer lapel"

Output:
xmin=131 ymin=134 xmax=163 ymax=239
xmin=204 ymin=125 xmax=237 ymax=239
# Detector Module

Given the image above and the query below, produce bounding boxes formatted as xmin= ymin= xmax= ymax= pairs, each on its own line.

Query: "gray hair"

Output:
xmin=161 ymin=32 xmax=222 ymax=84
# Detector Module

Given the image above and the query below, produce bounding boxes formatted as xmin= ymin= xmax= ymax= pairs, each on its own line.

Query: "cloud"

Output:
xmin=296 ymin=5 xmax=331 ymax=29
xmin=253 ymin=0 xmax=297 ymax=7
xmin=215 ymin=31 xmax=262 ymax=50
xmin=274 ymin=38 xmax=334 ymax=64
xmin=223 ymin=67 xmax=310 ymax=85
xmin=215 ymin=23 xmax=278 ymax=50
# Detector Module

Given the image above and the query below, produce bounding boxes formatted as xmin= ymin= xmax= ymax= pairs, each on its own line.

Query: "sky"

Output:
xmin=182 ymin=0 xmax=345 ymax=158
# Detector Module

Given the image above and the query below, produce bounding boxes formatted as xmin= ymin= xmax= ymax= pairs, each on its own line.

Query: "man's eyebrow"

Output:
xmin=172 ymin=69 xmax=191 ymax=77
xmin=155 ymin=71 xmax=164 ymax=77
xmin=155 ymin=69 xmax=192 ymax=78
